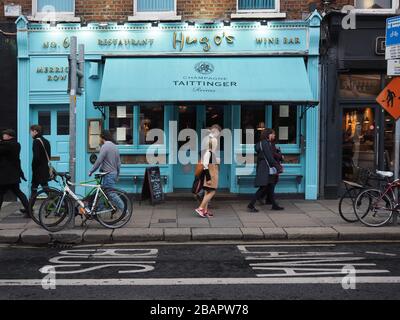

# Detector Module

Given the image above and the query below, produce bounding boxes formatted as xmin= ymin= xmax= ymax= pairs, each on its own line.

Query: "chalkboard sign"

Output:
xmin=141 ymin=166 xmax=164 ymax=205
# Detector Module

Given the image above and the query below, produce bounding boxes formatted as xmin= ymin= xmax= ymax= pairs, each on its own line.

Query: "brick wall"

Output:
xmin=0 ymin=0 xmax=357 ymax=22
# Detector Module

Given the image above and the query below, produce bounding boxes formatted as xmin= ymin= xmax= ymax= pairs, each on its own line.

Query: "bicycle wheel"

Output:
xmin=28 ymin=187 xmax=60 ymax=226
xmin=338 ymin=188 xmax=361 ymax=223
xmin=38 ymin=191 xmax=73 ymax=232
xmin=354 ymin=188 xmax=394 ymax=227
xmin=95 ymin=188 xmax=133 ymax=229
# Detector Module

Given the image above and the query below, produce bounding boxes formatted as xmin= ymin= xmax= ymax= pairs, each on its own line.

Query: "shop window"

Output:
xmin=109 ymin=106 xmax=134 ymax=145
xmin=238 ymin=0 xmax=278 ymax=11
xmin=339 ymin=74 xmax=382 ymax=99
xmin=57 ymin=111 xmax=69 ymax=135
xmin=272 ymin=105 xmax=297 ymax=145
xmin=34 ymin=0 xmax=75 ymax=14
xmin=241 ymin=105 xmax=266 ymax=144
xmin=38 ymin=111 xmax=51 ymax=136
xmin=139 ymin=104 xmax=164 ymax=145
xmin=136 ymin=0 xmax=175 ymax=12
xmin=355 ymin=0 xmax=395 ymax=9
xmin=342 ymin=107 xmax=376 ymax=180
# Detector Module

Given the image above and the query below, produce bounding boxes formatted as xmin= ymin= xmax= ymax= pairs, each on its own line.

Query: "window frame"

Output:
xmin=133 ymin=0 xmax=178 ymax=19
xmin=236 ymin=0 xmax=280 ymax=13
xmin=32 ymin=0 xmax=76 ymax=19
xmin=137 ymin=104 xmax=166 ymax=147
xmin=239 ymin=105 xmax=301 ymax=150
xmin=106 ymin=105 xmax=167 ymax=149
xmin=353 ymin=0 xmax=399 ymax=14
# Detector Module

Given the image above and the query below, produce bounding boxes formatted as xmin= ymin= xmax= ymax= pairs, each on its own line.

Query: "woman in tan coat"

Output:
xmin=195 ymin=125 xmax=221 ymax=218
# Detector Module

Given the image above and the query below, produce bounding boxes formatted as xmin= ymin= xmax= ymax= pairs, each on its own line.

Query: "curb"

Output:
xmin=1 ymin=226 xmax=400 ymax=245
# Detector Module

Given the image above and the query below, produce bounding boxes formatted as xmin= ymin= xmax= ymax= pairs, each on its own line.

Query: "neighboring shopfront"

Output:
xmin=320 ymin=12 xmax=396 ymax=198
xmin=16 ymin=12 xmax=321 ymax=199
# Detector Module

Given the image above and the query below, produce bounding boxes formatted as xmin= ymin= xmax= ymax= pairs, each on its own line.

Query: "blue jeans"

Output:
xmin=101 ymin=172 xmax=124 ymax=210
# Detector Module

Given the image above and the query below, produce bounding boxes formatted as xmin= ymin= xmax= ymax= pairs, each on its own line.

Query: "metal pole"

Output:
xmin=69 ymin=36 xmax=77 ymax=193
xmin=393 ymin=119 xmax=400 ymax=224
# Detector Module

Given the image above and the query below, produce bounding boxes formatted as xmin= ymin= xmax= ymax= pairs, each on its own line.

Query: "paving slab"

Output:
xmin=268 ymin=213 xmax=322 ymax=227
xmin=284 ymin=227 xmax=339 ymax=240
xmin=192 ymin=228 xmax=243 ymax=241
xmin=83 ymin=229 xmax=113 ymax=243
xmin=261 ymin=228 xmax=287 ymax=240
xmin=164 ymin=228 xmax=192 ymax=242
xmin=241 ymin=228 xmax=264 ymax=240
xmin=0 ymin=223 xmax=29 ymax=230
xmin=0 ymin=229 xmax=24 ymax=243
xmin=113 ymin=228 xmax=164 ymax=242
xmin=21 ymin=229 xmax=51 ymax=244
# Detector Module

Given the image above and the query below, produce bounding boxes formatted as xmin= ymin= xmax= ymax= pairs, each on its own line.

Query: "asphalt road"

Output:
xmin=0 ymin=241 xmax=400 ymax=300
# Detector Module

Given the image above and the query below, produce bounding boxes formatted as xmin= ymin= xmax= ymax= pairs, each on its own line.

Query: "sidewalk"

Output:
xmin=1 ymin=198 xmax=400 ymax=244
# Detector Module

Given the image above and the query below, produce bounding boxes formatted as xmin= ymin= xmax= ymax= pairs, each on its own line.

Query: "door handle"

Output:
xmin=50 ymin=156 xmax=61 ymax=161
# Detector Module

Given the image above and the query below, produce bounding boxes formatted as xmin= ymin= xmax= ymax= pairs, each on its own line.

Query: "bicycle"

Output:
xmin=338 ymin=167 xmax=379 ymax=223
xmin=354 ymin=170 xmax=398 ymax=227
xmin=38 ymin=171 xmax=133 ymax=232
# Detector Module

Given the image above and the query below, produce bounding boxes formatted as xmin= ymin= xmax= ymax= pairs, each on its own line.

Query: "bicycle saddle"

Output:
xmin=376 ymin=170 xmax=394 ymax=178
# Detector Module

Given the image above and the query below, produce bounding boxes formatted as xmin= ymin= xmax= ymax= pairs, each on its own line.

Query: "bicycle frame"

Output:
xmin=55 ymin=176 xmax=116 ymax=216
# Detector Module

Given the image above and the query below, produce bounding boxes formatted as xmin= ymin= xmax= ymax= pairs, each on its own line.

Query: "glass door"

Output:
xmin=341 ymin=106 xmax=378 ymax=181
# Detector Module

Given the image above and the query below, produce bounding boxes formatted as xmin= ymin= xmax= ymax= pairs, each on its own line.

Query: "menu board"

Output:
xmin=141 ymin=166 xmax=164 ymax=205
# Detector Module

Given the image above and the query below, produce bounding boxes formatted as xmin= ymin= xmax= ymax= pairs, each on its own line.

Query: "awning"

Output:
xmin=95 ymin=57 xmax=317 ymax=106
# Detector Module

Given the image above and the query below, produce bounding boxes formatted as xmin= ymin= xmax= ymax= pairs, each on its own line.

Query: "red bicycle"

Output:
xmin=354 ymin=170 xmax=399 ymax=227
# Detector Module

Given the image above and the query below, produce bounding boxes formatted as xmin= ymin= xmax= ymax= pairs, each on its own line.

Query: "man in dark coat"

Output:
xmin=30 ymin=125 xmax=51 ymax=195
xmin=0 ymin=129 xmax=29 ymax=215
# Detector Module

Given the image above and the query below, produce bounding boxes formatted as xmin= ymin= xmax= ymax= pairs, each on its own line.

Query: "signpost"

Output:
xmin=384 ymin=16 xmax=400 ymax=225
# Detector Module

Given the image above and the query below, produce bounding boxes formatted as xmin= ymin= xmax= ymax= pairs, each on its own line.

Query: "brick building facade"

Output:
xmin=0 ymin=0 xmax=358 ymax=22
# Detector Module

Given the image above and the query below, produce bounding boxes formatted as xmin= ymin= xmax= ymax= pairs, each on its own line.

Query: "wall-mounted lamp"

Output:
xmin=260 ymin=20 xmax=268 ymax=26
xmin=99 ymin=22 xmax=108 ymax=28
xmin=151 ymin=21 xmax=159 ymax=27
xmin=223 ymin=20 xmax=231 ymax=26
xmin=187 ymin=20 xmax=195 ymax=26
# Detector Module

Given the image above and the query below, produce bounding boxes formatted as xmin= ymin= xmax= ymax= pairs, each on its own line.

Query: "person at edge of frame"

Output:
xmin=0 ymin=129 xmax=30 ymax=216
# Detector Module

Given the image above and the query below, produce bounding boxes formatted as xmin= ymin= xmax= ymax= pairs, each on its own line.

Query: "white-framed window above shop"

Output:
xmin=354 ymin=0 xmax=399 ymax=13
xmin=232 ymin=0 xmax=286 ymax=19
xmin=32 ymin=0 xmax=79 ymax=21
xmin=129 ymin=0 xmax=181 ymax=21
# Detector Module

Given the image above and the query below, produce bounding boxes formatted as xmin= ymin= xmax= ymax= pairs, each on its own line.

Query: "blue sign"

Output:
xmin=386 ymin=16 xmax=400 ymax=47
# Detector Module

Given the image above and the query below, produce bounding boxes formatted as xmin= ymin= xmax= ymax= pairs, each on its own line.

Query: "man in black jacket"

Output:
xmin=0 ymin=129 xmax=29 ymax=215
xmin=30 ymin=125 xmax=51 ymax=195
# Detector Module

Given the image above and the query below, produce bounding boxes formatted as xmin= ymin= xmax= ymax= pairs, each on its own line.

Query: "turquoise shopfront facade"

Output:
xmin=16 ymin=12 xmax=321 ymax=199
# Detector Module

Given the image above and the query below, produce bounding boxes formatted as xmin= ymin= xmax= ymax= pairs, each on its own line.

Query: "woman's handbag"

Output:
xmin=192 ymin=172 xmax=204 ymax=195
xmin=259 ymin=141 xmax=278 ymax=175
xmin=37 ymin=138 xmax=56 ymax=180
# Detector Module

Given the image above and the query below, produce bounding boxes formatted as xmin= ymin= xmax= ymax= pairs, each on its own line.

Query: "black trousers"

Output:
xmin=0 ymin=184 xmax=29 ymax=211
xmin=249 ymin=183 xmax=277 ymax=207
xmin=266 ymin=183 xmax=277 ymax=206
xmin=249 ymin=186 xmax=269 ymax=207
